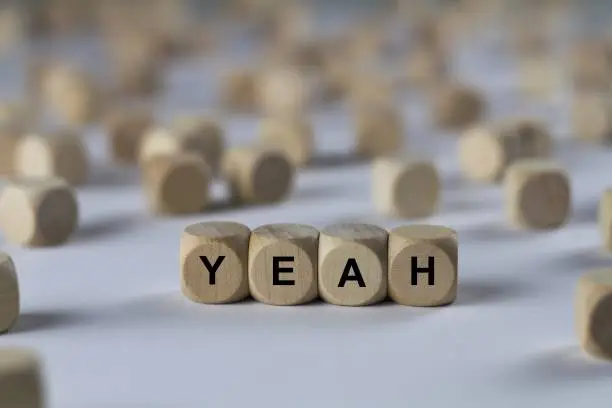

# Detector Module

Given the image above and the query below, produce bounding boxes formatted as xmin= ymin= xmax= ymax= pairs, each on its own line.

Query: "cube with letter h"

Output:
xmin=388 ymin=225 xmax=458 ymax=306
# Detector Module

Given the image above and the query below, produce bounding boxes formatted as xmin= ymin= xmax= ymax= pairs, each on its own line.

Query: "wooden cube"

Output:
xmin=504 ymin=159 xmax=570 ymax=230
xmin=248 ymin=223 xmax=319 ymax=305
xmin=222 ymin=146 xmax=295 ymax=205
xmin=459 ymin=119 xmax=553 ymax=183
xmin=388 ymin=225 xmax=458 ymax=306
xmin=258 ymin=116 xmax=314 ymax=167
xmin=142 ymin=153 xmax=210 ymax=215
xmin=576 ymin=269 xmax=612 ymax=360
xmin=0 ymin=252 xmax=18 ymax=333
xmin=571 ymin=93 xmax=612 ymax=144
xmin=354 ymin=103 xmax=405 ymax=158
xmin=110 ymin=34 xmax=164 ymax=97
xmin=105 ymin=106 xmax=154 ymax=164
xmin=570 ymin=41 xmax=612 ymax=92
xmin=348 ymin=73 xmax=394 ymax=109
xmin=318 ymin=223 xmax=388 ymax=306
xmin=180 ymin=222 xmax=250 ymax=304
xmin=41 ymin=64 xmax=103 ymax=125
xmin=256 ymin=66 xmax=310 ymax=117
xmin=221 ymin=70 xmax=258 ymax=112
xmin=519 ymin=55 xmax=564 ymax=99
xmin=0 ymin=177 xmax=78 ymax=247
xmin=432 ymin=84 xmax=485 ymax=130
xmin=405 ymin=47 xmax=447 ymax=88
xmin=0 ymin=119 xmax=23 ymax=176
xmin=139 ymin=117 xmax=225 ymax=175
xmin=372 ymin=156 xmax=440 ymax=219
xmin=14 ymin=131 xmax=90 ymax=186
xmin=0 ymin=348 xmax=44 ymax=408
xmin=599 ymin=189 xmax=612 ymax=252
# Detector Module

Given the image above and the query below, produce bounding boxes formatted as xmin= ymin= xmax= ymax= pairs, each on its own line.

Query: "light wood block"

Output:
xmin=459 ymin=119 xmax=552 ymax=183
xmin=576 ymin=269 xmax=612 ymax=360
xmin=221 ymin=70 xmax=258 ymax=112
xmin=0 ymin=252 xmax=18 ymax=333
xmin=142 ymin=153 xmax=211 ymax=215
xmin=504 ymin=159 xmax=570 ymax=230
xmin=432 ymin=84 xmax=485 ymax=130
xmin=0 ymin=177 xmax=78 ymax=247
xmin=354 ymin=103 xmax=404 ymax=158
xmin=0 ymin=348 xmax=44 ymax=408
xmin=256 ymin=66 xmax=310 ymax=118
xmin=180 ymin=222 xmax=251 ymax=304
xmin=519 ymin=55 xmax=564 ymax=99
xmin=105 ymin=107 xmax=154 ymax=164
xmin=139 ymin=117 xmax=225 ymax=175
xmin=318 ymin=223 xmax=388 ymax=306
xmin=14 ymin=131 xmax=90 ymax=186
xmin=571 ymin=41 xmax=612 ymax=91
xmin=41 ymin=64 xmax=103 ymax=125
xmin=258 ymin=116 xmax=314 ymax=167
xmin=388 ymin=225 xmax=458 ymax=306
xmin=249 ymin=223 xmax=319 ymax=305
xmin=111 ymin=34 xmax=164 ymax=97
xmin=222 ymin=146 xmax=295 ymax=205
xmin=405 ymin=47 xmax=447 ymax=88
xmin=372 ymin=156 xmax=440 ymax=219
xmin=572 ymin=93 xmax=612 ymax=144
xmin=599 ymin=189 xmax=612 ymax=252
xmin=0 ymin=118 xmax=23 ymax=176
xmin=348 ymin=73 xmax=393 ymax=109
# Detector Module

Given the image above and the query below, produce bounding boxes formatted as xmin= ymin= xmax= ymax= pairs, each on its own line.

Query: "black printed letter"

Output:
xmin=411 ymin=256 xmax=435 ymax=286
xmin=337 ymin=258 xmax=366 ymax=287
xmin=272 ymin=256 xmax=295 ymax=286
xmin=199 ymin=256 xmax=226 ymax=285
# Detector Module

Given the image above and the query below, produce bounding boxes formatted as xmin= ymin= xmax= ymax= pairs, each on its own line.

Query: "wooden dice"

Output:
xmin=576 ymin=269 xmax=612 ymax=360
xmin=0 ymin=114 xmax=23 ymax=175
xmin=0 ymin=252 xmax=18 ymax=333
xmin=318 ymin=223 xmax=388 ymax=306
xmin=504 ymin=159 xmax=570 ymax=230
xmin=405 ymin=47 xmax=447 ymax=88
xmin=142 ymin=153 xmax=210 ymax=215
xmin=354 ymin=103 xmax=405 ymax=158
xmin=599 ymin=189 xmax=612 ymax=252
xmin=41 ymin=64 xmax=103 ymax=125
xmin=221 ymin=69 xmax=258 ymax=112
xmin=222 ymin=146 xmax=295 ymax=205
xmin=256 ymin=66 xmax=310 ymax=117
xmin=249 ymin=224 xmax=319 ymax=305
xmin=258 ymin=116 xmax=314 ymax=167
xmin=139 ymin=117 xmax=225 ymax=175
xmin=432 ymin=83 xmax=485 ymax=130
xmin=519 ymin=56 xmax=563 ymax=99
xmin=459 ymin=119 xmax=552 ymax=183
xmin=388 ymin=225 xmax=458 ymax=306
xmin=180 ymin=222 xmax=250 ymax=304
xmin=0 ymin=348 xmax=44 ymax=408
xmin=570 ymin=41 xmax=612 ymax=91
xmin=0 ymin=177 xmax=79 ymax=247
xmin=105 ymin=106 xmax=154 ymax=164
xmin=372 ymin=156 xmax=440 ymax=219
xmin=14 ymin=131 xmax=90 ymax=186
xmin=571 ymin=93 xmax=612 ymax=144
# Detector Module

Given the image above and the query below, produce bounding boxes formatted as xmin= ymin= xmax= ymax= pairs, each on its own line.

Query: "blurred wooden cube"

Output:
xmin=0 ymin=177 xmax=78 ymax=247
xmin=576 ymin=269 xmax=612 ymax=360
xmin=0 ymin=252 xmax=18 ymax=333
xmin=0 ymin=348 xmax=44 ymax=408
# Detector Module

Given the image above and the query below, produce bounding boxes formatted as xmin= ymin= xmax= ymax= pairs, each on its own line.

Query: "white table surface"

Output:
xmin=2 ymin=8 xmax=612 ymax=407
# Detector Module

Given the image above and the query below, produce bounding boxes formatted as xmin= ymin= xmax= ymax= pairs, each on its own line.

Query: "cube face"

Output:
xmin=355 ymin=105 xmax=403 ymax=158
xmin=0 ymin=348 xmax=44 ymax=408
xmin=576 ymin=269 xmax=612 ymax=360
xmin=318 ymin=224 xmax=388 ymax=306
xmin=505 ymin=162 xmax=570 ymax=230
xmin=389 ymin=241 xmax=456 ymax=306
xmin=248 ymin=224 xmax=318 ymax=306
xmin=180 ymin=222 xmax=250 ymax=304
xmin=391 ymin=161 xmax=440 ymax=219
xmin=0 ymin=253 xmax=18 ymax=333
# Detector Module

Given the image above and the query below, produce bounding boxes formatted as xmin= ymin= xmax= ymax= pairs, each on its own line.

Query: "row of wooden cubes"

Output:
xmin=180 ymin=222 xmax=458 ymax=307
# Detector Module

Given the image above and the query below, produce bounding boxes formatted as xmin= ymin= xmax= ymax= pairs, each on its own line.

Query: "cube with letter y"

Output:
xmin=180 ymin=222 xmax=251 ymax=304
xmin=388 ymin=225 xmax=458 ymax=306
xmin=249 ymin=224 xmax=319 ymax=306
